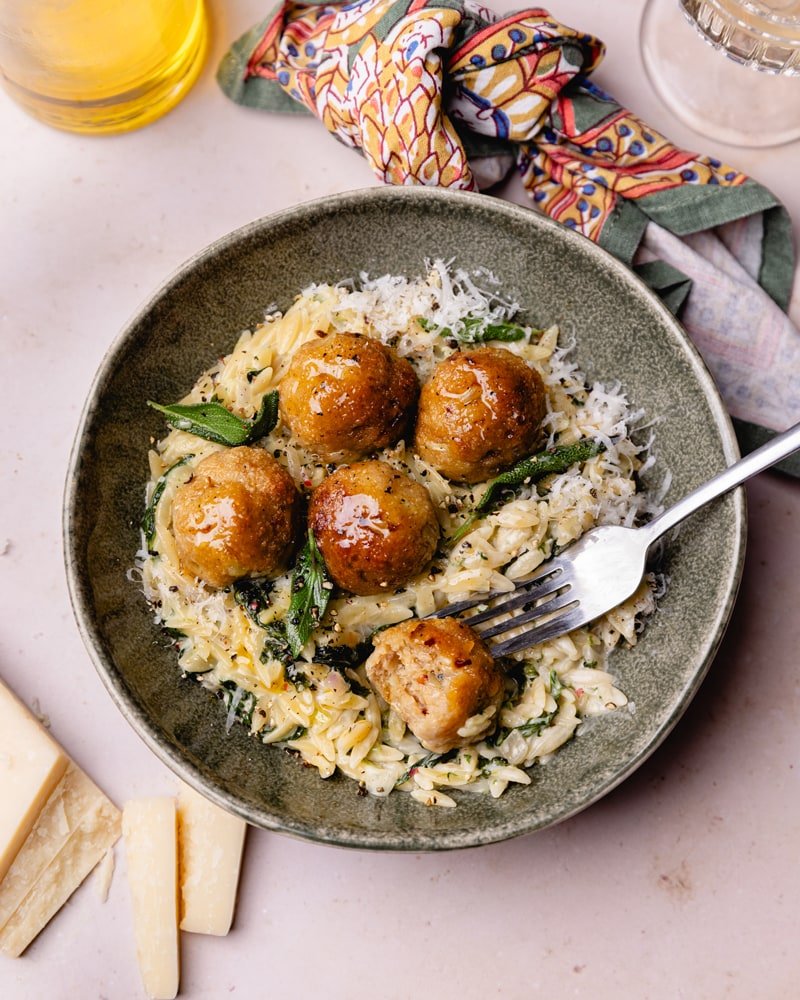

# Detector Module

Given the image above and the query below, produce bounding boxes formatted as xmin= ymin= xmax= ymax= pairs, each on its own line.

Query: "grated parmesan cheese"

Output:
xmin=136 ymin=266 xmax=662 ymax=806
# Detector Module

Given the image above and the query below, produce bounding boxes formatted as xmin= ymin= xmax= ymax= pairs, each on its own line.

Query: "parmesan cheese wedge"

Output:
xmin=0 ymin=678 xmax=68 ymax=883
xmin=123 ymin=798 xmax=180 ymax=1000
xmin=0 ymin=761 xmax=121 ymax=956
xmin=177 ymin=782 xmax=246 ymax=936
xmin=0 ymin=763 xmax=121 ymax=957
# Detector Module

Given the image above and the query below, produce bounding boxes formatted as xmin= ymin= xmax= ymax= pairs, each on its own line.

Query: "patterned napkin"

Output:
xmin=218 ymin=1 xmax=799 ymax=472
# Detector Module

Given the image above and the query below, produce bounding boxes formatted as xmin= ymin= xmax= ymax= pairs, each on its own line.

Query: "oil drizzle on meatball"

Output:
xmin=308 ymin=460 xmax=439 ymax=596
xmin=279 ymin=332 xmax=419 ymax=460
xmin=414 ymin=346 xmax=547 ymax=483
xmin=172 ymin=446 xmax=302 ymax=588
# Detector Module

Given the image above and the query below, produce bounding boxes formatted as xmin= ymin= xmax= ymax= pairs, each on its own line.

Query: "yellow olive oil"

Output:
xmin=0 ymin=0 xmax=207 ymax=134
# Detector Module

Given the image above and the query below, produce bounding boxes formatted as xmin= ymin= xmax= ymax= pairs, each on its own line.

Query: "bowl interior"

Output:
xmin=65 ymin=187 xmax=744 ymax=850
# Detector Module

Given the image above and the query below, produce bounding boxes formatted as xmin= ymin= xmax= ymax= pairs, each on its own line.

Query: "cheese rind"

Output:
xmin=0 ymin=780 xmax=121 ymax=957
xmin=0 ymin=761 xmax=120 ymax=936
xmin=177 ymin=782 xmax=246 ymax=936
xmin=123 ymin=798 xmax=180 ymax=1000
xmin=0 ymin=679 xmax=69 ymax=883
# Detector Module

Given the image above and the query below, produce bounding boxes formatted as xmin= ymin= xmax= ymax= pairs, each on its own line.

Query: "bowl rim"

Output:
xmin=63 ymin=185 xmax=746 ymax=851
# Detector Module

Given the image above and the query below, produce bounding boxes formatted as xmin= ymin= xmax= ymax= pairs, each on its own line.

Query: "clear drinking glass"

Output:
xmin=641 ymin=0 xmax=800 ymax=146
xmin=0 ymin=0 xmax=208 ymax=135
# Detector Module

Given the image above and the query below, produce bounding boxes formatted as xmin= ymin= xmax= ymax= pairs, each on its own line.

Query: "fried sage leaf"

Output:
xmin=451 ymin=439 xmax=606 ymax=543
xmin=220 ymin=681 xmax=257 ymax=731
xmin=312 ymin=640 xmax=374 ymax=671
xmin=141 ymin=454 xmax=194 ymax=552
xmin=246 ymin=390 xmax=280 ymax=441
xmin=237 ymin=555 xmax=342 ymax=670
xmin=285 ymin=529 xmax=333 ymax=659
xmin=419 ymin=314 xmax=541 ymax=344
xmin=261 ymin=622 xmax=295 ymax=668
xmin=233 ymin=579 xmax=299 ymax=670
xmin=147 ymin=390 xmax=279 ymax=447
xmin=233 ymin=578 xmax=274 ymax=628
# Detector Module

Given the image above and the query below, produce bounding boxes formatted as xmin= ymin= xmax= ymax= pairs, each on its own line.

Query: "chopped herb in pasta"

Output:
xmin=137 ymin=262 xmax=659 ymax=806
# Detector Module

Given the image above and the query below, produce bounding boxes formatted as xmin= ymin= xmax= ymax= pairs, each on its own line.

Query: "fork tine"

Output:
xmin=427 ymin=592 xmax=504 ymax=619
xmin=492 ymin=606 xmax=587 ymax=657
xmin=476 ymin=588 xmax=577 ymax=640
xmin=427 ymin=561 xmax=562 ymax=620
xmin=460 ymin=565 xmax=566 ymax=628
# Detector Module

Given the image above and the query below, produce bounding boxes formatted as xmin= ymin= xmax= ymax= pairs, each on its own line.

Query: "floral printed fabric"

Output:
xmin=218 ymin=0 xmax=794 ymax=310
xmin=219 ymin=1 xmax=800 ymax=469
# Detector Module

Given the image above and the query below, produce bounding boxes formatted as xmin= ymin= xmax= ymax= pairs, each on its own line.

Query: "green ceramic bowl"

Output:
xmin=64 ymin=187 xmax=745 ymax=850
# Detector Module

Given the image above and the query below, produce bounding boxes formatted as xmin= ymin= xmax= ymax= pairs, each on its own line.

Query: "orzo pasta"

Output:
xmin=137 ymin=263 xmax=659 ymax=807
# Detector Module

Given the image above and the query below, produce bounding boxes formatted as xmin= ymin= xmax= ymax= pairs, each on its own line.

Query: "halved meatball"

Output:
xmin=365 ymin=618 xmax=504 ymax=753
xmin=279 ymin=332 xmax=419 ymax=460
xmin=413 ymin=346 xmax=547 ymax=483
xmin=172 ymin=446 xmax=301 ymax=588
xmin=308 ymin=460 xmax=439 ymax=596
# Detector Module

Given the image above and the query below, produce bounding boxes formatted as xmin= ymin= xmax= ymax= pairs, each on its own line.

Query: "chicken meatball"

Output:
xmin=414 ymin=346 xmax=547 ymax=483
xmin=308 ymin=460 xmax=439 ymax=596
xmin=365 ymin=618 xmax=504 ymax=753
xmin=279 ymin=332 xmax=419 ymax=460
xmin=172 ymin=446 xmax=301 ymax=588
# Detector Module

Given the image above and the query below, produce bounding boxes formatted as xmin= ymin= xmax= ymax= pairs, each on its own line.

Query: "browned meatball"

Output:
xmin=172 ymin=447 xmax=301 ymax=588
xmin=279 ymin=332 xmax=419 ymax=460
xmin=308 ymin=460 xmax=439 ymax=596
xmin=365 ymin=618 xmax=504 ymax=753
xmin=414 ymin=347 xmax=547 ymax=483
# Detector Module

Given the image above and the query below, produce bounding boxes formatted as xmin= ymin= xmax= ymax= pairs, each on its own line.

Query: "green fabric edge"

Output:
xmin=632 ymin=260 xmax=693 ymax=316
xmin=732 ymin=418 xmax=800 ymax=477
xmin=566 ymin=88 xmax=622 ymax=134
xmin=759 ymin=203 xmax=796 ymax=312
xmin=632 ymin=177 xmax=779 ymax=234
xmin=455 ymin=122 xmax=516 ymax=163
xmin=632 ymin=180 xmax=795 ymax=309
xmin=598 ymin=178 xmax=795 ymax=310
xmin=597 ymin=196 xmax=650 ymax=268
xmin=216 ymin=12 xmax=313 ymax=114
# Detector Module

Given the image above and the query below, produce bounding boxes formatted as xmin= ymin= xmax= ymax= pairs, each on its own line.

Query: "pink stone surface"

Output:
xmin=1 ymin=2 xmax=798 ymax=997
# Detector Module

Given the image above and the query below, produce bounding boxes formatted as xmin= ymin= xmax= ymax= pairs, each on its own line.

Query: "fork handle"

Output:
xmin=642 ymin=419 xmax=800 ymax=545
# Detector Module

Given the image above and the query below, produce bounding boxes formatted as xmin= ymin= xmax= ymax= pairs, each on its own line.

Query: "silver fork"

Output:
xmin=432 ymin=420 xmax=800 ymax=657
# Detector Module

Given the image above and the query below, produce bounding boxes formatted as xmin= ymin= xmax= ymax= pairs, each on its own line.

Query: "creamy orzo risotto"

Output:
xmin=136 ymin=263 xmax=658 ymax=808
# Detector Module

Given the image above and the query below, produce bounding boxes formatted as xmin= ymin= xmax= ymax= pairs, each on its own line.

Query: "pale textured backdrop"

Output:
xmin=1 ymin=2 xmax=798 ymax=998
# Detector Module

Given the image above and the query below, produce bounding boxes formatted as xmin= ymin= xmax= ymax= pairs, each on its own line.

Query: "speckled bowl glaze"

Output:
xmin=64 ymin=187 xmax=745 ymax=851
